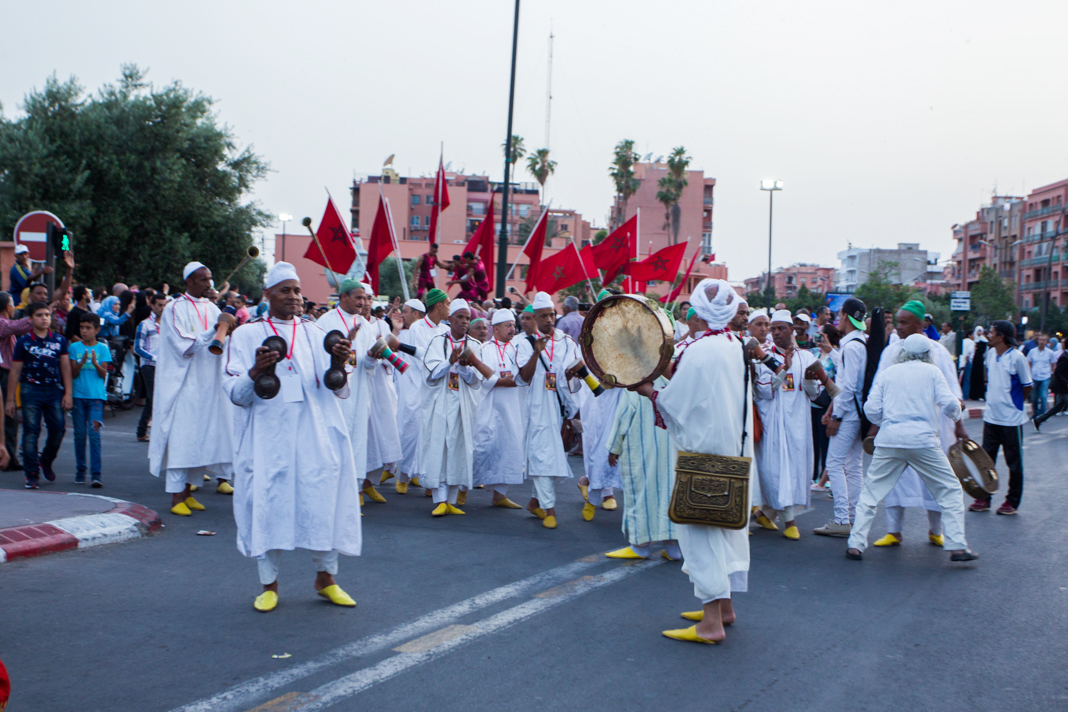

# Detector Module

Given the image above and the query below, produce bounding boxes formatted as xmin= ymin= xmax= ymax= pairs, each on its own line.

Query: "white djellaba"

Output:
xmin=396 ymin=309 xmax=448 ymax=482
xmin=472 ymin=310 xmax=526 ymax=492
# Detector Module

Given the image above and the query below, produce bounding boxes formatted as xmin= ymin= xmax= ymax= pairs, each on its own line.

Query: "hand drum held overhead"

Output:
xmin=323 ymin=330 xmax=348 ymax=391
xmin=579 ymin=294 xmax=674 ymax=388
xmin=254 ymin=336 xmax=288 ymax=399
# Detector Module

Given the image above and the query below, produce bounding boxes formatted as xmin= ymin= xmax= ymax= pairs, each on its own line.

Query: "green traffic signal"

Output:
xmin=61 ymin=235 xmax=70 ymax=251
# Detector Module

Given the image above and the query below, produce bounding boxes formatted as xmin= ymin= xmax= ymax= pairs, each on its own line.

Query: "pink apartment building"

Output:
xmin=743 ymin=264 xmax=836 ymax=297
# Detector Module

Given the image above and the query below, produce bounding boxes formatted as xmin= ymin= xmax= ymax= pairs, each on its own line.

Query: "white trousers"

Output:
xmin=825 ymin=419 xmax=863 ymax=524
xmin=590 ymin=487 xmax=614 ymax=505
xmin=677 ymin=524 xmax=748 ymax=603
xmin=433 ymin=484 xmax=460 ymax=505
xmin=761 ymin=504 xmax=804 ymax=523
xmin=164 ymin=464 xmax=233 ymax=494
xmin=492 ymin=484 xmax=508 ymax=495
xmin=257 ymin=549 xmax=339 ymax=585
xmin=848 ymin=446 xmax=967 ymax=553
xmin=885 ymin=506 xmax=942 ymax=535
xmin=531 ymin=476 xmax=557 ymax=509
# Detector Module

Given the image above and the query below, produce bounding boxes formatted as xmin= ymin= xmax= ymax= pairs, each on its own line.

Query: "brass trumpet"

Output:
xmin=221 ymin=245 xmax=261 ymax=286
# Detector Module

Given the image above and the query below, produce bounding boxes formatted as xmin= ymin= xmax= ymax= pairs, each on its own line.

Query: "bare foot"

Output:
xmin=263 ymin=581 xmax=278 ymax=593
xmin=314 ymin=571 xmax=337 ymax=592
xmin=719 ymin=598 xmax=736 ymax=627
xmin=694 ymin=600 xmax=727 ymax=643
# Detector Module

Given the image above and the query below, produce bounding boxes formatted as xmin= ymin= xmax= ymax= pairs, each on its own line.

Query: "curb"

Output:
xmin=964 ymin=407 xmax=984 ymax=419
xmin=0 ymin=493 xmax=161 ymax=564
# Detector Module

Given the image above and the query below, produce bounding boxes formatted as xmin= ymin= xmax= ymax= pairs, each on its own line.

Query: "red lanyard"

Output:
xmin=545 ymin=334 xmax=554 ymax=365
xmin=423 ymin=316 xmax=434 ymax=329
xmin=265 ymin=319 xmax=297 ymax=360
xmin=494 ymin=338 xmax=508 ymax=364
xmin=337 ymin=309 xmax=356 ymax=334
xmin=447 ymin=333 xmax=465 ymax=353
xmin=184 ymin=294 xmax=208 ymax=331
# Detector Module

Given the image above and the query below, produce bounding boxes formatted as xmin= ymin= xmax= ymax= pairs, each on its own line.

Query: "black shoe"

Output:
xmin=846 ymin=548 xmax=863 ymax=560
xmin=24 ymin=478 xmax=39 ymax=489
xmin=1032 ymin=418 xmax=1041 ymax=432
xmin=950 ymin=550 xmax=979 ymax=562
xmin=41 ymin=462 xmax=56 ymax=482
xmin=91 ymin=478 xmax=103 ymax=489
xmin=74 ymin=474 xmax=86 ymax=485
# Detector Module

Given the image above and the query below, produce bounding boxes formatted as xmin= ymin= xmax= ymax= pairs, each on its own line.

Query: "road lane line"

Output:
xmin=391 ymin=624 xmax=477 ymax=653
xmin=173 ymin=557 xmax=606 ymax=712
xmin=290 ymin=559 xmax=665 ymax=711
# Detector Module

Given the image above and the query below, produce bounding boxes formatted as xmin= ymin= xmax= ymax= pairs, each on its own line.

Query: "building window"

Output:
xmin=469 ymin=202 xmax=485 ymax=216
xmin=701 ymin=232 xmax=713 ymax=255
xmin=518 ymin=204 xmax=531 ymax=217
xmin=424 ymin=216 xmax=432 ymax=227
xmin=410 ymin=216 xmax=421 ymax=228
xmin=411 ymin=195 xmax=421 ymax=205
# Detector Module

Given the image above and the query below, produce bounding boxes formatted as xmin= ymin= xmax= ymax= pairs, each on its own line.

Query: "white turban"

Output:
xmin=265 ymin=261 xmax=299 ymax=289
xmin=532 ymin=292 xmax=554 ymax=311
xmin=748 ymin=308 xmax=768 ymax=324
xmin=404 ymin=298 xmax=426 ymax=313
xmin=771 ymin=309 xmax=793 ymax=324
xmin=903 ymin=333 xmax=932 ymax=354
xmin=491 ymin=308 xmax=516 ymax=326
xmin=690 ymin=279 xmax=746 ymax=331
xmin=449 ymin=298 xmax=469 ymax=315
xmin=183 ymin=261 xmax=207 ymax=281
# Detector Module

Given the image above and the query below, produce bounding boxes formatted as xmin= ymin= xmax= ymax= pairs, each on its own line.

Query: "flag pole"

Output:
xmin=378 ymin=183 xmax=410 ymax=301
xmin=504 ymin=201 xmax=552 ymax=283
xmin=569 ymin=235 xmax=598 ymax=299
xmin=669 ymin=244 xmax=700 ymax=314
xmin=301 ymin=217 xmax=338 ymax=287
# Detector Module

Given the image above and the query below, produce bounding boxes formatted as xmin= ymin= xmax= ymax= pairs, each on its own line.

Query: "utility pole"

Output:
xmin=496 ymin=0 xmax=521 ymax=299
xmin=760 ymin=180 xmax=783 ymax=306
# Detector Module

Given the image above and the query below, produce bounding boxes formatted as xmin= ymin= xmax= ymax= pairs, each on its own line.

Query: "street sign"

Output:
xmin=12 ymin=211 xmax=64 ymax=262
xmin=950 ymin=290 xmax=971 ymax=311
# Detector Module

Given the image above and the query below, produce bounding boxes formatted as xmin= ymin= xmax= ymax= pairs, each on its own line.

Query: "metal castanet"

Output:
xmin=323 ymin=330 xmax=348 ymax=391
xmin=947 ymin=439 xmax=999 ymax=499
xmin=578 ymin=294 xmax=674 ymax=388
xmin=254 ymin=336 xmax=289 ymax=399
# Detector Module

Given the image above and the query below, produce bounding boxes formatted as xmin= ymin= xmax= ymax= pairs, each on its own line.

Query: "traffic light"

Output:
xmin=46 ymin=223 xmax=72 ymax=252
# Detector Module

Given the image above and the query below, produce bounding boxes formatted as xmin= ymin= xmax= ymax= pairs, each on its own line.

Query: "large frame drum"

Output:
xmin=578 ymin=294 xmax=674 ymax=388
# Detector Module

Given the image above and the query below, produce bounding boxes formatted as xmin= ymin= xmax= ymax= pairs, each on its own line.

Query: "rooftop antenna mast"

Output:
xmin=545 ymin=24 xmax=554 ymax=150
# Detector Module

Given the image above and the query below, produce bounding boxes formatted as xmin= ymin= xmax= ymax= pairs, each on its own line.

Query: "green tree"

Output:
xmin=655 ymin=147 xmax=690 ymax=245
xmin=591 ymin=228 xmax=608 ymax=245
xmin=968 ymin=264 xmax=1015 ymax=325
xmin=784 ymin=284 xmax=826 ymax=314
xmin=378 ymin=256 xmax=415 ymax=303
xmin=854 ymin=261 xmax=917 ymax=312
xmin=502 ymin=135 xmax=525 ymax=167
xmin=609 ymin=139 xmax=640 ymax=229
xmin=525 ymin=148 xmax=556 ymax=200
xmin=0 ymin=65 xmax=270 ymax=289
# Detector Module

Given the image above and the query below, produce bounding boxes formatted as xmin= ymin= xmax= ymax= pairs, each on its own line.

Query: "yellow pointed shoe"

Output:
xmin=582 ymin=503 xmax=596 ymax=521
xmin=217 ymin=481 xmax=234 ymax=495
xmin=577 ymin=482 xmax=589 ymax=502
xmin=203 ymin=473 xmax=211 ymax=481
xmin=680 ymin=610 xmax=704 ymax=622
xmin=411 ymin=477 xmax=422 ymax=487
xmin=928 ymin=533 xmax=944 ymax=547
xmin=446 ymin=504 xmax=465 ymax=515
xmin=493 ymin=497 xmax=522 ymax=509
xmin=754 ymin=512 xmax=778 ymax=531
xmin=184 ymin=496 xmax=206 ymax=511
xmin=360 ymin=493 xmax=365 ymax=506
xmin=317 ymin=584 xmax=356 ymax=607
xmin=380 ymin=471 xmax=395 ymax=484
xmin=456 ymin=490 xmax=467 ymax=506
xmin=542 ymin=515 xmax=558 ymax=529
xmin=362 ymin=486 xmax=387 ymax=504
xmin=189 ymin=484 xmax=199 ymax=492
xmin=431 ymin=503 xmax=449 ymax=517
xmin=661 ymin=549 xmax=680 ymax=561
xmin=783 ymin=525 xmax=800 ymax=541
xmin=605 ymin=547 xmax=646 ymax=559
xmin=395 ymin=481 xmax=408 ymax=495
xmin=529 ymin=507 xmax=547 ymax=520
xmin=601 ymin=497 xmax=618 ymax=511
xmin=873 ymin=534 xmax=902 ymax=547
xmin=662 ymin=625 xmax=719 ymax=645
xmin=254 ymin=590 xmax=278 ymax=612
xmin=170 ymin=501 xmax=192 ymax=516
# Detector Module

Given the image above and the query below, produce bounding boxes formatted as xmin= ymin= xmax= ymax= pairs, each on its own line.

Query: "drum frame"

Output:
xmin=578 ymin=294 xmax=675 ymax=388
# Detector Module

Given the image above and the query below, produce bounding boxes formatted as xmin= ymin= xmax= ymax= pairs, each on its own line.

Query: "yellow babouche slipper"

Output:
xmin=189 ymin=484 xmax=199 ymax=492
xmin=661 ymin=549 xmax=680 ymax=561
xmin=396 ymin=481 xmax=409 ymax=495
xmin=605 ymin=547 xmax=646 ymax=560
xmin=754 ymin=512 xmax=778 ymax=531
xmin=874 ymin=534 xmax=902 ymax=547
xmin=662 ymin=625 xmax=719 ymax=645
xmin=362 ymin=486 xmax=387 ymax=504
xmin=928 ymin=533 xmax=944 ymax=547
xmin=359 ymin=493 xmax=365 ymax=506
xmin=170 ymin=502 xmax=192 ymax=516
xmin=411 ymin=477 xmax=421 ymax=487
xmin=542 ymin=515 xmax=557 ymax=529
xmin=317 ymin=584 xmax=356 ymax=607
xmin=601 ymin=497 xmax=617 ymax=511
xmin=445 ymin=504 xmax=465 ymax=515
xmin=493 ymin=497 xmax=521 ymax=509
xmin=582 ymin=503 xmax=596 ymax=521
xmin=431 ymin=503 xmax=448 ymax=517
xmin=203 ymin=473 xmax=211 ymax=481
xmin=456 ymin=490 xmax=467 ymax=506
xmin=254 ymin=590 xmax=278 ymax=612
xmin=184 ymin=497 xmax=205 ymax=511
xmin=380 ymin=471 xmax=395 ymax=484
xmin=216 ymin=481 xmax=234 ymax=495
xmin=783 ymin=525 xmax=800 ymax=540
xmin=680 ymin=610 xmax=704 ymax=622
xmin=577 ymin=482 xmax=589 ymax=502
xmin=530 ymin=508 xmax=547 ymax=520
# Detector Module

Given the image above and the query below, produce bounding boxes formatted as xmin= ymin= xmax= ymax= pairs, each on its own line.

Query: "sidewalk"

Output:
xmin=0 ymin=489 xmax=160 ymax=563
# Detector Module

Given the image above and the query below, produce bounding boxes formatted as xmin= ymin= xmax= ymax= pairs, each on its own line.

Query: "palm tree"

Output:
xmin=502 ymin=135 xmax=526 ymax=167
xmin=610 ymin=139 xmax=640 ymax=229
xmin=526 ymin=148 xmax=556 ymax=200
xmin=655 ymin=146 xmax=690 ymax=245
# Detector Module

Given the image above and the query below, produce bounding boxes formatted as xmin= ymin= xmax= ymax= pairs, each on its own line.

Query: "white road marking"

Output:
xmin=172 ymin=557 xmax=608 ymax=712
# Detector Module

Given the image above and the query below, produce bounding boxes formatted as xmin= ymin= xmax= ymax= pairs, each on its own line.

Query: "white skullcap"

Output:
xmin=183 ymin=261 xmax=207 ymax=281
xmin=748 ymin=308 xmax=769 ymax=323
xmin=771 ymin=309 xmax=793 ymax=324
xmin=903 ymin=333 xmax=932 ymax=355
xmin=532 ymin=292 xmax=554 ymax=311
xmin=690 ymin=279 xmax=747 ymax=331
xmin=360 ymin=283 xmax=373 ymax=298
xmin=449 ymin=298 xmax=469 ymax=315
xmin=492 ymin=308 xmax=516 ymax=325
xmin=404 ymin=298 xmax=426 ymax=313
xmin=14 ymin=244 xmax=29 ymax=255
xmin=265 ymin=261 xmax=299 ymax=289
xmin=794 ymin=313 xmax=811 ymax=324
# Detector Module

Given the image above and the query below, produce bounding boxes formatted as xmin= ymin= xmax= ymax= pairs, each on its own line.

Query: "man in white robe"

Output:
xmin=360 ymin=286 xmax=403 ymax=493
xmin=747 ymin=308 xmax=772 ymax=351
xmin=420 ymin=299 xmax=489 ymax=515
xmin=870 ymin=301 xmax=967 ymax=548
xmin=149 ymin=262 xmax=235 ymax=517
xmin=223 ymin=263 xmax=362 ymax=612
xmin=753 ymin=310 xmax=818 ymax=540
xmin=634 ymin=279 xmax=752 ymax=644
xmin=604 ymin=383 xmax=679 ymax=560
xmin=471 ymin=309 xmax=524 ymax=509
xmin=515 ymin=292 xmax=581 ymax=530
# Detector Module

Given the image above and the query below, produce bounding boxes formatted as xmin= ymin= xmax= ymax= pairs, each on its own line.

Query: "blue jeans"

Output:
xmin=961 ymin=362 xmax=972 ymax=399
xmin=72 ymin=398 xmax=103 ymax=479
xmin=20 ymin=383 xmax=65 ymax=481
xmin=1031 ymin=379 xmax=1050 ymax=418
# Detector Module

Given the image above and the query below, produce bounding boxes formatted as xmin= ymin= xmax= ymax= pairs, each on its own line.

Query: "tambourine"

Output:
xmin=947 ymin=440 xmax=999 ymax=500
xmin=254 ymin=336 xmax=288 ymax=399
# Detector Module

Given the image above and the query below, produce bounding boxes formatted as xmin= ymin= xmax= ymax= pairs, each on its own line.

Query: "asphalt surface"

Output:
xmin=1 ymin=408 xmax=1066 ymax=712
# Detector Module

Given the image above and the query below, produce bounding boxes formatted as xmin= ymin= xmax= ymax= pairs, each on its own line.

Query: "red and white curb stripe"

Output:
xmin=0 ymin=494 xmax=161 ymax=563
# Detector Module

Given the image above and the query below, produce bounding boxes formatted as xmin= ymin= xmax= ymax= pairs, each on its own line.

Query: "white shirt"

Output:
xmin=984 ymin=347 xmax=1033 ymax=427
xmin=1026 ymin=346 xmax=1057 ymax=381
xmin=832 ymin=330 xmax=867 ymax=421
xmin=864 ymin=361 xmax=961 ymax=449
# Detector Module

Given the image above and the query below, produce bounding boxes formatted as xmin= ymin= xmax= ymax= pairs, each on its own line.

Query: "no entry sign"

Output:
xmin=12 ymin=211 xmax=64 ymax=262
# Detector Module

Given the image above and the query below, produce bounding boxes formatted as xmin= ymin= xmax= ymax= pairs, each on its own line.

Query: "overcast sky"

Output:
xmin=3 ymin=0 xmax=1066 ymax=282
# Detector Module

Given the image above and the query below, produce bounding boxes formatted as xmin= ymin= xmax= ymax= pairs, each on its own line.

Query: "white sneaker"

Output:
xmin=813 ymin=520 xmax=852 ymax=537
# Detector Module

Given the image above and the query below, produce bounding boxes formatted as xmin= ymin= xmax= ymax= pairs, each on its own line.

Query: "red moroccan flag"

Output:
xmin=591 ymin=215 xmax=636 ymax=284
xmin=463 ymin=196 xmax=495 ymax=293
xmin=531 ymin=243 xmax=597 ymax=294
xmin=624 ymin=242 xmax=688 ymax=283
xmin=364 ymin=195 xmax=396 ymax=294
xmin=660 ymin=249 xmax=701 ymax=303
xmin=427 ymin=156 xmax=451 ymax=245
xmin=303 ymin=197 xmax=357 ymax=274
xmin=522 ymin=207 xmax=550 ymax=293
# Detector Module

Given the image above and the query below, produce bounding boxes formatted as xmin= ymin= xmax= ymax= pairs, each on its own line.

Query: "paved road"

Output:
xmin=1 ymin=409 xmax=1066 ymax=711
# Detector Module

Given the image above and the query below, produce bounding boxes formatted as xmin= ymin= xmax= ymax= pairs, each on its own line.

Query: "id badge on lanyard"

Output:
xmin=279 ymin=362 xmax=304 ymax=402
xmin=448 ymin=371 xmax=460 ymax=391
xmin=544 ymin=372 xmax=557 ymax=391
xmin=783 ymin=373 xmax=795 ymax=391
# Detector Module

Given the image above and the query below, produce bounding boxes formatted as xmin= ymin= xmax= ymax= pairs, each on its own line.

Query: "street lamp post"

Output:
xmin=278 ymin=213 xmax=292 ymax=263
xmin=760 ymin=180 xmax=783 ymax=304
